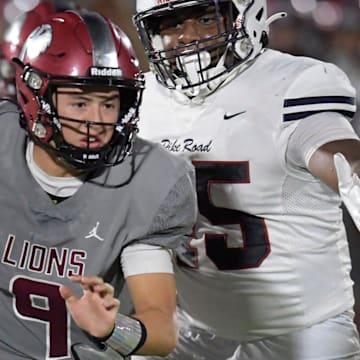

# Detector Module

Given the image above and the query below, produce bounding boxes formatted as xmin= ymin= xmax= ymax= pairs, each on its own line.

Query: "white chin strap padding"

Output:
xmin=176 ymin=51 xmax=211 ymax=86
xmin=334 ymin=152 xmax=360 ymax=231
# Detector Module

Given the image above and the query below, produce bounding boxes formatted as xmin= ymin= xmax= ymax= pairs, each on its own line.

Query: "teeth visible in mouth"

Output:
xmin=89 ymin=137 xmax=96 ymax=142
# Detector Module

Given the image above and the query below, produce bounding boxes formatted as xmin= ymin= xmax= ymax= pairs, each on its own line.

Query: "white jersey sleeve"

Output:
xmin=282 ymin=61 xmax=356 ymax=123
xmin=286 ymin=111 xmax=359 ymax=170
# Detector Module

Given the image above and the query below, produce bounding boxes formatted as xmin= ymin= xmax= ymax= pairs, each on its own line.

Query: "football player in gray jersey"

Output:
xmin=133 ymin=0 xmax=360 ymax=359
xmin=0 ymin=8 xmax=197 ymax=360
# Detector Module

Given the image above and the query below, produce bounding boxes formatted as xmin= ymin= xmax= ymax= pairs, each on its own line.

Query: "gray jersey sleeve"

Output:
xmin=140 ymin=168 xmax=197 ymax=249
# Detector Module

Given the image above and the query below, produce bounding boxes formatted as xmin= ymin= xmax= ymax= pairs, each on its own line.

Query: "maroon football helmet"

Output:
xmin=0 ymin=0 xmax=78 ymax=99
xmin=14 ymin=10 xmax=144 ymax=170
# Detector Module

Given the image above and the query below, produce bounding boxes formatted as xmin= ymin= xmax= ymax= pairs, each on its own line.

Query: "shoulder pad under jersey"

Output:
xmin=282 ymin=62 xmax=356 ymax=123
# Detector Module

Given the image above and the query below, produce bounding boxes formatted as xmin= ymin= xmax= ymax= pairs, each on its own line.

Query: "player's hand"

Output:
xmin=59 ymin=275 xmax=120 ymax=338
xmin=334 ymin=152 xmax=360 ymax=231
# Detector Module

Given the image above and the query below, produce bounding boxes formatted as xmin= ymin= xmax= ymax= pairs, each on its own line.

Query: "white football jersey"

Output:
xmin=138 ymin=49 xmax=358 ymax=341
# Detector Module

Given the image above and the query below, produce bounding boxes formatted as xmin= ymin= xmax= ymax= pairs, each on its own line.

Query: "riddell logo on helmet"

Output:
xmin=90 ymin=67 xmax=123 ymax=77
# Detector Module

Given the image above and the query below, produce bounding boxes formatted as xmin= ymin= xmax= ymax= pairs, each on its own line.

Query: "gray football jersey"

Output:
xmin=0 ymin=100 xmax=197 ymax=359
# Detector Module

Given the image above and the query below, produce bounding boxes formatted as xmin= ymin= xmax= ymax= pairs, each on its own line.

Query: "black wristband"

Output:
xmin=127 ymin=318 xmax=147 ymax=355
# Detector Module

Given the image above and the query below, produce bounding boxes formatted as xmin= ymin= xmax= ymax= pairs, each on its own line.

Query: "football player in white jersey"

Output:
xmin=133 ymin=0 xmax=360 ymax=359
xmin=0 ymin=8 xmax=197 ymax=360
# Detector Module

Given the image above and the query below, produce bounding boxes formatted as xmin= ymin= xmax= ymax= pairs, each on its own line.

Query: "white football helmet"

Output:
xmin=134 ymin=0 xmax=286 ymax=99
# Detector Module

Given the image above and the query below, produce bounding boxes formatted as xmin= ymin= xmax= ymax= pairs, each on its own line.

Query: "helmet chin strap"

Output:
xmin=174 ymin=49 xmax=228 ymax=101
xmin=176 ymin=51 xmax=211 ymax=97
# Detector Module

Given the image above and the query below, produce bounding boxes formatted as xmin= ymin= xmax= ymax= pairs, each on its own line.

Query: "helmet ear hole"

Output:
xmin=256 ymin=8 xmax=264 ymax=21
xmin=260 ymin=31 xmax=269 ymax=48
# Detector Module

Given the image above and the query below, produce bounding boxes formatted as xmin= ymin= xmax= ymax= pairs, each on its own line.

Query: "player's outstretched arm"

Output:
xmin=308 ymin=138 xmax=360 ymax=231
xmin=334 ymin=152 xmax=360 ymax=232
xmin=67 ymin=272 xmax=178 ymax=357
xmin=113 ymin=168 xmax=197 ymax=356
xmin=125 ymin=272 xmax=178 ymax=356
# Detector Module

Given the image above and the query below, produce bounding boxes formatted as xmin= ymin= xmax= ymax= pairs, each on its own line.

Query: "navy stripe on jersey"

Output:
xmin=283 ymin=95 xmax=356 ymax=122
xmin=284 ymin=110 xmax=355 ymax=122
xmin=284 ymin=96 xmax=355 ymax=107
